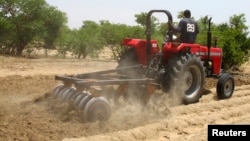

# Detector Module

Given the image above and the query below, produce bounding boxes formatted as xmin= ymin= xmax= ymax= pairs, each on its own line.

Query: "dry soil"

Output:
xmin=0 ymin=54 xmax=250 ymax=141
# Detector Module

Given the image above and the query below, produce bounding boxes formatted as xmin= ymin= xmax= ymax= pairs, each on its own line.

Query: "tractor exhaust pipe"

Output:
xmin=146 ymin=10 xmax=173 ymax=66
xmin=207 ymin=17 xmax=212 ymax=59
xmin=206 ymin=17 xmax=212 ymax=76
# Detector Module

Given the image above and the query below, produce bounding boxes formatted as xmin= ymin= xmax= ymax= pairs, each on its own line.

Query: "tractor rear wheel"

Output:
xmin=166 ymin=53 xmax=205 ymax=105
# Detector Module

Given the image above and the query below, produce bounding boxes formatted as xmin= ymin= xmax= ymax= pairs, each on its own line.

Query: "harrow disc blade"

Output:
xmin=63 ymin=87 xmax=76 ymax=101
xmin=52 ymin=84 xmax=64 ymax=97
xmin=57 ymin=87 xmax=69 ymax=99
xmin=83 ymin=97 xmax=111 ymax=123
xmin=78 ymin=93 xmax=92 ymax=110
xmin=69 ymin=91 xmax=82 ymax=102
xmin=61 ymin=87 xmax=76 ymax=102
xmin=73 ymin=92 xmax=89 ymax=108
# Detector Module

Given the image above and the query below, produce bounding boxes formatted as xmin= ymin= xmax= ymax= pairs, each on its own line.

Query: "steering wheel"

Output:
xmin=164 ymin=31 xmax=178 ymax=43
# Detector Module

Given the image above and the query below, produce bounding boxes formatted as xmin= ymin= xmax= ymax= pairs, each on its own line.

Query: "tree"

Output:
xmin=196 ymin=15 xmax=213 ymax=45
xmin=216 ymin=14 xmax=250 ymax=69
xmin=55 ymin=26 xmax=73 ymax=58
xmin=42 ymin=6 xmax=67 ymax=57
xmin=0 ymin=0 xmax=66 ymax=56
xmin=135 ymin=12 xmax=158 ymax=33
xmin=0 ymin=12 xmax=15 ymax=54
xmin=135 ymin=12 xmax=148 ymax=27
xmin=100 ymin=21 xmax=144 ymax=60
xmin=177 ymin=11 xmax=185 ymax=19
xmin=77 ymin=21 xmax=104 ymax=58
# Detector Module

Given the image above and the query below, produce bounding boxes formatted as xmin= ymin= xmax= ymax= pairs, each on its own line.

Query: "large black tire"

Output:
xmin=165 ymin=53 xmax=205 ymax=105
xmin=216 ymin=73 xmax=235 ymax=99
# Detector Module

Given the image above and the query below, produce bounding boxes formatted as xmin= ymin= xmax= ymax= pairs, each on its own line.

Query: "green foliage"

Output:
xmin=77 ymin=21 xmax=104 ymax=58
xmin=0 ymin=0 xmax=66 ymax=56
xmin=196 ymin=16 xmax=211 ymax=45
xmin=134 ymin=12 xmax=158 ymax=34
xmin=216 ymin=14 xmax=250 ymax=69
xmin=0 ymin=1 xmax=249 ymax=70
xmin=0 ymin=15 xmax=15 ymax=54
xmin=42 ymin=6 xmax=67 ymax=50
xmin=55 ymin=21 xmax=105 ymax=59
xmin=55 ymin=26 xmax=73 ymax=58
xmin=195 ymin=14 xmax=249 ymax=70
xmin=135 ymin=12 xmax=146 ymax=27
xmin=100 ymin=20 xmax=144 ymax=60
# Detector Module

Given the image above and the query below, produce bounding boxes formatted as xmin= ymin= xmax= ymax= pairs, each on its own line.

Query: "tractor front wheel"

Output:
xmin=216 ymin=73 xmax=235 ymax=99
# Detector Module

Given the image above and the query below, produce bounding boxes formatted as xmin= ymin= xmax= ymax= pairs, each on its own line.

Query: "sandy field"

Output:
xmin=0 ymin=52 xmax=250 ymax=141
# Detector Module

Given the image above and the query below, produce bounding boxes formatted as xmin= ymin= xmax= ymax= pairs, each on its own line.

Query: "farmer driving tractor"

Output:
xmin=168 ymin=9 xmax=199 ymax=43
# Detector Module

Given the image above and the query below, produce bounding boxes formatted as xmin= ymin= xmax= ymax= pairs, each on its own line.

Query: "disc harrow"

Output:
xmin=51 ymin=65 xmax=158 ymax=123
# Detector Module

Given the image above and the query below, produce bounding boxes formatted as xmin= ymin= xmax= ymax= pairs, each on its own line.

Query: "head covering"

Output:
xmin=184 ymin=9 xmax=191 ymax=18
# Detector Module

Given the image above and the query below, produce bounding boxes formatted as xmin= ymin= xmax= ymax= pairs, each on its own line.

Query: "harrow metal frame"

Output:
xmin=55 ymin=65 xmax=158 ymax=89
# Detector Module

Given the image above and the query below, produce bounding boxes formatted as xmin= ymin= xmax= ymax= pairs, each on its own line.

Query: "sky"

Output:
xmin=45 ymin=0 xmax=250 ymax=30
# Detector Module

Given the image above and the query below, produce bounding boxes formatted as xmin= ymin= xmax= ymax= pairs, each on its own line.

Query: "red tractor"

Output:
xmin=52 ymin=10 xmax=235 ymax=123
xmin=118 ymin=9 xmax=235 ymax=104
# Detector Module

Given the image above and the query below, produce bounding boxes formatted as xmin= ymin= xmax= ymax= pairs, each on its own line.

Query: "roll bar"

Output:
xmin=146 ymin=10 xmax=173 ymax=65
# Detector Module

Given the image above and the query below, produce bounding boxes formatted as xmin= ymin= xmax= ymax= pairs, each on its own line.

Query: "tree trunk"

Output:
xmin=82 ymin=52 xmax=87 ymax=59
xmin=77 ymin=53 xmax=81 ymax=59
xmin=44 ymin=49 xmax=48 ymax=57
xmin=16 ymin=44 xmax=24 ymax=56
